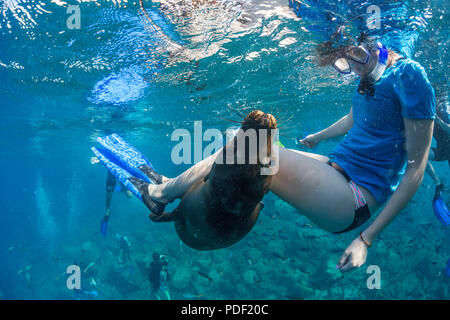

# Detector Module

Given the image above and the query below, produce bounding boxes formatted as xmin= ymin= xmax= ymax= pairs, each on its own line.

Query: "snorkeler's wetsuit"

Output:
xmin=328 ymin=58 xmax=436 ymax=223
xmin=106 ymin=171 xmax=118 ymax=192
xmin=432 ymin=102 xmax=450 ymax=165
xmin=148 ymin=259 xmax=169 ymax=292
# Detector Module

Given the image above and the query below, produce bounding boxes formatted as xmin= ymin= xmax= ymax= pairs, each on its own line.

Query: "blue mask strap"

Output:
xmin=378 ymin=43 xmax=388 ymax=65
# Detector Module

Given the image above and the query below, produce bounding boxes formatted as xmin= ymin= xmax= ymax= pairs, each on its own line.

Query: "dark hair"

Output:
xmin=152 ymin=252 xmax=160 ymax=261
xmin=315 ymin=28 xmax=378 ymax=67
xmin=315 ymin=26 xmax=353 ymax=66
xmin=356 ymin=32 xmax=377 ymax=51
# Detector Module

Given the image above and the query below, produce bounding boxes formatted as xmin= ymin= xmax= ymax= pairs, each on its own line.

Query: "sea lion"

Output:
xmin=134 ymin=110 xmax=277 ymax=250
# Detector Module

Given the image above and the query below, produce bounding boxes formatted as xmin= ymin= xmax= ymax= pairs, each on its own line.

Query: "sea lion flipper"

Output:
xmin=149 ymin=210 xmax=177 ymax=223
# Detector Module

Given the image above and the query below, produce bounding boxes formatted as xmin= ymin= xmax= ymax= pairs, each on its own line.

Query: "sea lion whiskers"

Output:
xmin=269 ymin=107 xmax=287 ymax=125
xmin=277 ymin=125 xmax=295 ymax=132
xmin=226 ymin=104 xmax=246 ymax=119
xmin=213 ymin=115 xmax=242 ymax=125
xmin=271 ymin=106 xmax=286 ymax=121
xmin=278 ymin=132 xmax=298 ymax=142
xmin=264 ymin=107 xmax=289 ymax=132
xmin=277 ymin=113 xmax=295 ymax=126
xmin=278 ymin=130 xmax=295 ymax=140
xmin=268 ymin=105 xmax=277 ymax=121
xmin=275 ymin=108 xmax=292 ymax=125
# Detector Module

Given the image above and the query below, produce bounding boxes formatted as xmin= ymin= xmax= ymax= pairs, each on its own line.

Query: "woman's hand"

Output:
xmin=336 ymin=236 xmax=368 ymax=272
xmin=299 ymin=133 xmax=321 ymax=148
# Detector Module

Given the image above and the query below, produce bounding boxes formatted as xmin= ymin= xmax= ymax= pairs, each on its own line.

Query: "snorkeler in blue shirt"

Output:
xmin=298 ymin=28 xmax=435 ymax=270
xmin=126 ymin=27 xmax=435 ymax=273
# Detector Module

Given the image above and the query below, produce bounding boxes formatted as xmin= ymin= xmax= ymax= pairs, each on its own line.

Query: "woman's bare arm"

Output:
xmin=362 ymin=118 xmax=434 ymax=243
xmin=316 ymin=108 xmax=354 ymax=141
xmin=338 ymin=117 xmax=434 ymax=272
xmin=300 ymin=108 xmax=353 ymax=148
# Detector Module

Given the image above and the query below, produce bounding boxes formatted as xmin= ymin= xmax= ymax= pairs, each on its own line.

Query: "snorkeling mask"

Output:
xmin=328 ymin=27 xmax=373 ymax=75
xmin=332 ymin=45 xmax=371 ymax=74
xmin=159 ymin=254 xmax=168 ymax=263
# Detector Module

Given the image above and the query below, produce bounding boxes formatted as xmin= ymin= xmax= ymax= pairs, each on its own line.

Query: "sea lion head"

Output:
xmin=174 ymin=110 xmax=279 ymax=250
xmin=241 ymin=110 xmax=277 ymax=130
xmin=200 ymin=110 xmax=277 ymax=248
xmin=237 ymin=110 xmax=277 ymax=166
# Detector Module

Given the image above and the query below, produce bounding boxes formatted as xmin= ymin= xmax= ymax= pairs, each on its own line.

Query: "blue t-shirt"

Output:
xmin=329 ymin=58 xmax=436 ymax=205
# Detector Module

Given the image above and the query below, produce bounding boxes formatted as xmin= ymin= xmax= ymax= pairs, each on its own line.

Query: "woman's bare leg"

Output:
xmin=270 ymin=147 xmax=380 ymax=232
xmin=146 ymin=129 xmax=261 ymax=203
xmin=146 ymin=147 xmax=223 ymax=203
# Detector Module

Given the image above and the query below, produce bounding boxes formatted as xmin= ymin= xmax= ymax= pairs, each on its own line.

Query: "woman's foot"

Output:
xmin=129 ymin=177 xmax=167 ymax=215
xmin=129 ymin=178 xmax=177 ymax=222
xmin=139 ymin=165 xmax=169 ymax=184
xmin=146 ymin=182 xmax=172 ymax=204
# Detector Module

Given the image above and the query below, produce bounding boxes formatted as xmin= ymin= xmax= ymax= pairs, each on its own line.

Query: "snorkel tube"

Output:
xmin=357 ymin=42 xmax=388 ymax=96
xmin=445 ymin=258 xmax=450 ymax=277
xmin=367 ymin=43 xmax=388 ymax=82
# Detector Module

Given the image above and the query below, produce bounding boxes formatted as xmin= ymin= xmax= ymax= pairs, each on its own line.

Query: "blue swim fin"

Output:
xmin=96 ymin=134 xmax=155 ymax=183
xmin=100 ymin=215 xmax=109 ymax=236
xmin=91 ymin=146 xmax=144 ymax=200
xmin=432 ymin=184 xmax=450 ymax=226
xmin=92 ymin=135 xmax=167 ymax=217
xmin=114 ymin=183 xmax=123 ymax=193
xmin=445 ymin=258 xmax=450 ymax=277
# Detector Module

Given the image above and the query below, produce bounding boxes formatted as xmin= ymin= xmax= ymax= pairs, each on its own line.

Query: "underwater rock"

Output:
xmin=172 ymin=268 xmax=192 ymax=291
xmin=303 ymin=227 xmax=327 ymax=240
xmin=405 ymin=276 xmax=420 ymax=296
xmin=314 ymin=289 xmax=328 ymax=299
xmin=208 ymin=269 xmax=221 ymax=282
xmin=197 ymin=270 xmax=213 ymax=282
xmin=415 ymin=257 xmax=431 ymax=279
xmin=195 ymin=261 xmax=211 ymax=275
xmin=271 ymin=251 xmax=287 ymax=261
xmin=310 ymin=270 xmax=344 ymax=290
xmin=435 ymin=284 xmax=448 ymax=299
xmin=235 ymin=283 xmax=249 ymax=298
xmin=343 ymin=288 xmax=359 ymax=300
xmin=82 ymin=241 xmax=93 ymax=253
xmin=286 ymin=283 xmax=314 ymax=300
xmin=388 ymin=252 xmax=403 ymax=272
xmin=330 ymin=286 xmax=344 ymax=299
xmin=326 ymin=257 xmax=343 ymax=280
xmin=266 ymin=241 xmax=285 ymax=259
xmin=243 ymin=270 xmax=257 ymax=285
xmin=247 ymin=248 xmax=262 ymax=262
xmin=292 ymin=269 xmax=309 ymax=284
xmin=134 ymin=260 xmax=149 ymax=277
xmin=273 ymin=199 xmax=291 ymax=211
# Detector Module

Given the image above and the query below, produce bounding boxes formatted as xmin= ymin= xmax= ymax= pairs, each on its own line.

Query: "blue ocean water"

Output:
xmin=0 ymin=0 xmax=449 ymax=299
